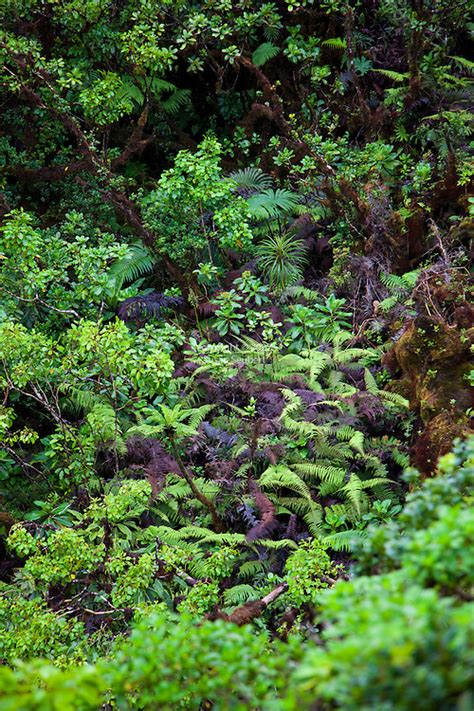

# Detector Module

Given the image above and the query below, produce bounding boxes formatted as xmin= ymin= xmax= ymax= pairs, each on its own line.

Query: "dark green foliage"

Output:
xmin=0 ymin=0 xmax=472 ymax=708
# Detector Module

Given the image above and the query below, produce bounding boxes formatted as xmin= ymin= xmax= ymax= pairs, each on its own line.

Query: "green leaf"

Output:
xmin=252 ymin=42 xmax=279 ymax=67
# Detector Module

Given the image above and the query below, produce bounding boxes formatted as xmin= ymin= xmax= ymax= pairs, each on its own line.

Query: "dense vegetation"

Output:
xmin=0 ymin=1 xmax=472 ymax=708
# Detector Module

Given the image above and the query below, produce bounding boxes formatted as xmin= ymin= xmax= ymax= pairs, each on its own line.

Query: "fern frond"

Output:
xmin=238 ymin=560 xmax=267 ymax=579
xmin=372 ymin=69 xmax=409 ymax=82
xmin=109 ymin=244 xmax=154 ymax=288
xmin=259 ymin=465 xmax=312 ymax=501
xmin=364 ymin=368 xmax=379 ymax=395
xmin=60 ymin=386 xmax=107 ymax=414
xmin=322 ymin=38 xmax=347 ymax=51
xmin=253 ymin=538 xmax=297 ymax=550
xmin=229 ymin=167 xmax=273 ymax=191
xmin=322 ymin=530 xmax=358 ymax=551
xmin=247 ymin=189 xmax=301 ymax=219
xmin=252 ymin=42 xmax=280 ymax=66
xmin=223 ymin=584 xmax=260 ymax=607
xmin=161 ymin=88 xmax=192 ymax=115
xmin=293 ymin=463 xmax=346 ymax=487
xmin=333 ymin=346 xmax=379 ymax=365
xmin=360 ymin=476 xmax=392 ymax=490
xmin=449 ymin=55 xmax=474 ymax=73
xmin=339 ymin=474 xmax=364 ymax=516
xmin=282 ymin=285 xmax=321 ymax=302
xmin=187 ymin=404 xmax=215 ymax=431
xmin=379 ymin=390 xmax=409 ymax=409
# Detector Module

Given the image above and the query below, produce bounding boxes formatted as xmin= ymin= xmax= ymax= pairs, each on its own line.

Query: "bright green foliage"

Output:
xmin=284 ymin=539 xmax=338 ymax=605
xmin=79 ymin=72 xmax=136 ymax=126
xmin=105 ymin=609 xmax=299 ymax=709
xmin=0 ymin=597 xmax=86 ymax=666
xmin=285 ymin=295 xmax=352 ymax=349
xmin=354 ymin=437 xmax=474 ymax=575
xmin=0 ymin=662 xmax=104 ymax=711
xmin=8 ymin=525 xmax=105 ymax=587
xmin=0 ymin=0 xmax=472 ymax=708
xmin=88 ymin=480 xmax=152 ymax=524
xmin=0 ymin=210 xmax=131 ymax=327
xmin=2 ymin=441 xmax=473 ymax=708
xmin=111 ymin=552 xmax=156 ymax=607
xmin=290 ymin=575 xmax=474 ymax=711
xmin=141 ymin=136 xmax=253 ymax=266
xmin=400 ymin=505 xmax=474 ymax=593
xmin=257 ymin=233 xmax=307 ymax=290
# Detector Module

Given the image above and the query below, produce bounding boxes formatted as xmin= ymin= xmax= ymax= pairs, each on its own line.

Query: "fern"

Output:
xmin=60 ymin=386 xmax=107 ymax=415
xmin=282 ymin=285 xmax=322 ymax=303
xmin=155 ymin=475 xmax=193 ymax=501
xmin=364 ymin=368 xmax=379 ymax=395
xmin=322 ymin=38 xmax=347 ymax=51
xmin=294 ymin=463 xmax=346 ymax=487
xmin=363 ymin=368 xmax=409 ymax=410
xmin=321 ymin=529 xmax=358 ymax=552
xmin=384 ymin=269 xmax=421 ymax=291
xmin=109 ymin=244 xmax=154 ymax=289
xmin=247 ymin=189 xmax=301 ymax=219
xmin=118 ymin=76 xmax=145 ymax=106
xmin=339 ymin=474 xmax=364 ymax=516
xmin=252 ymin=42 xmax=280 ymax=67
xmin=161 ymin=88 xmax=192 ymax=115
xmin=259 ymin=465 xmax=312 ymax=501
xmin=380 ymin=390 xmax=409 ymax=409
xmin=253 ymin=538 xmax=297 ymax=550
xmin=229 ymin=167 xmax=273 ymax=191
xmin=372 ymin=69 xmax=409 ymax=83
xmin=223 ymin=584 xmax=260 ymax=607
xmin=449 ymin=55 xmax=474 ymax=73
xmin=238 ymin=560 xmax=267 ymax=579
xmin=148 ymin=77 xmax=192 ymax=115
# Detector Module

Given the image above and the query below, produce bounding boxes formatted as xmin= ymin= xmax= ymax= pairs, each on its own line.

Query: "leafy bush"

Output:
xmin=141 ymin=136 xmax=253 ymax=268
xmin=289 ymin=575 xmax=474 ymax=711
xmin=0 ymin=1 xmax=472 ymax=709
